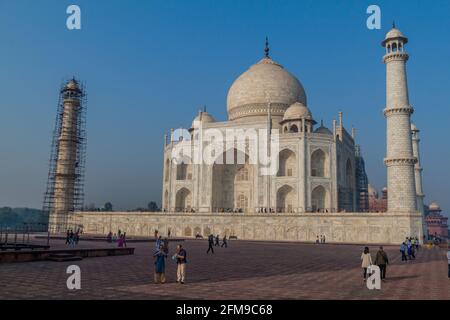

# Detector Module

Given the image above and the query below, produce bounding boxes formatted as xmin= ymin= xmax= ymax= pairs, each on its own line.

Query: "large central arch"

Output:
xmin=212 ymin=149 xmax=254 ymax=212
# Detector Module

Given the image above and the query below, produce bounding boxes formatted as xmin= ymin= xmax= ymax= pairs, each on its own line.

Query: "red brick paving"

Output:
xmin=0 ymin=238 xmax=448 ymax=300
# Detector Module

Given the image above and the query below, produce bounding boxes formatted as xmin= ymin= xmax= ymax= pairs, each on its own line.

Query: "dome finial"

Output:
xmin=392 ymin=20 xmax=396 ymax=29
xmin=264 ymin=36 xmax=270 ymax=58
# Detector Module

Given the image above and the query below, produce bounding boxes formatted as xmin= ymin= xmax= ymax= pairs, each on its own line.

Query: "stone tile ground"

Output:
xmin=0 ymin=238 xmax=448 ymax=300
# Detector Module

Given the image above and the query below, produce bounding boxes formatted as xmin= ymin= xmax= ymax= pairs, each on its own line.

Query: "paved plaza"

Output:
xmin=0 ymin=238 xmax=448 ymax=300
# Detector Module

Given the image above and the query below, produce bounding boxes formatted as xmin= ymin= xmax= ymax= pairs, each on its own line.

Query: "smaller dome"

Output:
xmin=428 ymin=202 xmax=441 ymax=211
xmin=314 ymin=120 xmax=332 ymax=135
xmin=411 ymin=123 xmax=419 ymax=132
xmin=282 ymin=102 xmax=312 ymax=121
xmin=382 ymin=26 xmax=408 ymax=46
xmin=385 ymin=28 xmax=405 ymax=39
xmin=315 ymin=126 xmax=332 ymax=135
xmin=382 ymin=187 xmax=388 ymax=192
xmin=368 ymin=184 xmax=378 ymax=198
xmin=191 ymin=111 xmax=215 ymax=127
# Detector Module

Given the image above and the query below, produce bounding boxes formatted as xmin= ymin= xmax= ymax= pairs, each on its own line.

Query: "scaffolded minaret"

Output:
xmin=44 ymin=78 xmax=87 ymax=233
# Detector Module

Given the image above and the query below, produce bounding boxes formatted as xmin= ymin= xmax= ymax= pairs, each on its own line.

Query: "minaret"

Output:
xmin=411 ymin=123 xmax=426 ymax=235
xmin=382 ymin=24 xmax=417 ymax=213
xmin=46 ymin=78 xmax=86 ymax=233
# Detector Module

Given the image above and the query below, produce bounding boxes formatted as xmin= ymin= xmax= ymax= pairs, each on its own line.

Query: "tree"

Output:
xmin=147 ymin=201 xmax=159 ymax=212
xmin=104 ymin=202 xmax=113 ymax=212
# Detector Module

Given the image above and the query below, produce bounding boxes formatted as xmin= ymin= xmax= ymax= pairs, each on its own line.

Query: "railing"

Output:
xmin=0 ymin=223 xmax=48 ymax=246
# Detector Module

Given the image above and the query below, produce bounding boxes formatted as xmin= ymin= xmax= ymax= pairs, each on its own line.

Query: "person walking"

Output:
xmin=154 ymin=244 xmax=167 ymax=284
xmin=361 ymin=247 xmax=373 ymax=282
xmin=107 ymin=231 xmax=112 ymax=243
xmin=174 ymin=244 xmax=187 ymax=284
xmin=221 ymin=235 xmax=228 ymax=248
xmin=74 ymin=229 xmax=80 ymax=245
xmin=69 ymin=230 xmax=75 ymax=247
xmin=122 ymin=232 xmax=127 ymax=247
xmin=407 ymin=241 xmax=414 ymax=260
xmin=447 ymin=245 xmax=450 ymax=279
xmin=400 ymin=242 xmax=408 ymax=262
xmin=322 ymin=235 xmax=326 ymax=244
xmin=206 ymin=234 xmax=214 ymax=254
xmin=374 ymin=246 xmax=389 ymax=281
xmin=215 ymin=234 xmax=220 ymax=246
xmin=162 ymin=237 xmax=169 ymax=254
xmin=156 ymin=235 xmax=163 ymax=250
xmin=118 ymin=234 xmax=124 ymax=247
xmin=65 ymin=229 xmax=70 ymax=245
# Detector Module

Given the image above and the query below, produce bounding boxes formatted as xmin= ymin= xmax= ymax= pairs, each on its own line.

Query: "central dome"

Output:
xmin=227 ymin=56 xmax=307 ymax=121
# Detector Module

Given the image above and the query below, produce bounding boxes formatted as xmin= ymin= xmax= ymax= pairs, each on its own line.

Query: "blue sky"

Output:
xmin=0 ymin=0 xmax=449 ymax=214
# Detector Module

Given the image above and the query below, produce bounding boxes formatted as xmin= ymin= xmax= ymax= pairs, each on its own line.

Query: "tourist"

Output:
xmin=118 ymin=234 xmax=124 ymax=247
xmin=400 ymin=242 xmax=408 ymax=261
xmin=207 ymin=234 xmax=214 ymax=254
xmin=154 ymin=244 xmax=167 ymax=284
xmin=69 ymin=229 xmax=75 ymax=247
xmin=320 ymin=235 xmax=323 ymax=243
xmin=407 ymin=241 xmax=415 ymax=260
xmin=122 ymin=232 xmax=127 ymax=247
xmin=112 ymin=233 xmax=117 ymax=242
xmin=374 ymin=246 xmax=389 ymax=281
xmin=162 ymin=237 xmax=169 ymax=254
xmin=447 ymin=245 xmax=450 ymax=278
xmin=361 ymin=247 xmax=372 ymax=282
xmin=316 ymin=236 xmax=320 ymax=244
xmin=65 ymin=229 xmax=70 ymax=245
xmin=74 ymin=229 xmax=80 ymax=245
xmin=415 ymin=237 xmax=420 ymax=251
xmin=322 ymin=235 xmax=326 ymax=244
xmin=107 ymin=231 xmax=112 ymax=243
xmin=156 ymin=235 xmax=163 ymax=250
xmin=174 ymin=244 xmax=187 ymax=284
xmin=221 ymin=235 xmax=228 ymax=248
xmin=215 ymin=234 xmax=220 ymax=246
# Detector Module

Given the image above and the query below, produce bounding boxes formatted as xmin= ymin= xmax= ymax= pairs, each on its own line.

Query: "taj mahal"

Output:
xmin=161 ymin=38 xmax=358 ymax=215
xmin=62 ymin=25 xmax=425 ymax=244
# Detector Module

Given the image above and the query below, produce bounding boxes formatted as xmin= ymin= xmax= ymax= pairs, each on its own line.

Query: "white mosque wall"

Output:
xmin=70 ymin=211 xmax=423 ymax=245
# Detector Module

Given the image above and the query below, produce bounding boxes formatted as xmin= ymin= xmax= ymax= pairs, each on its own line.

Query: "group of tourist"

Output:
xmin=153 ymin=235 xmax=187 ymax=284
xmin=106 ymin=230 xmax=127 ymax=247
xmin=400 ymin=237 xmax=419 ymax=261
xmin=315 ymin=235 xmax=326 ymax=244
xmin=360 ymin=246 xmax=389 ymax=282
xmin=206 ymin=234 xmax=228 ymax=254
xmin=65 ymin=229 xmax=81 ymax=246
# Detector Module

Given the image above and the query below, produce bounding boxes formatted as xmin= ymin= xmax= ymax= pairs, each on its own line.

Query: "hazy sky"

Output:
xmin=0 ymin=0 xmax=449 ymax=214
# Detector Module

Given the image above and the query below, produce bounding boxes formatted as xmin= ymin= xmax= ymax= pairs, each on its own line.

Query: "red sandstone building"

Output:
xmin=424 ymin=202 xmax=449 ymax=241
xmin=368 ymin=184 xmax=387 ymax=212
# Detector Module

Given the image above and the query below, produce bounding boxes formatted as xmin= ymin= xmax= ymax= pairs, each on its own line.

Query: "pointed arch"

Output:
xmin=276 ymin=185 xmax=295 ymax=213
xmin=175 ymin=187 xmax=192 ymax=212
xmin=312 ymin=185 xmax=328 ymax=212
xmin=278 ymin=149 xmax=296 ymax=177
xmin=311 ymin=149 xmax=327 ymax=177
